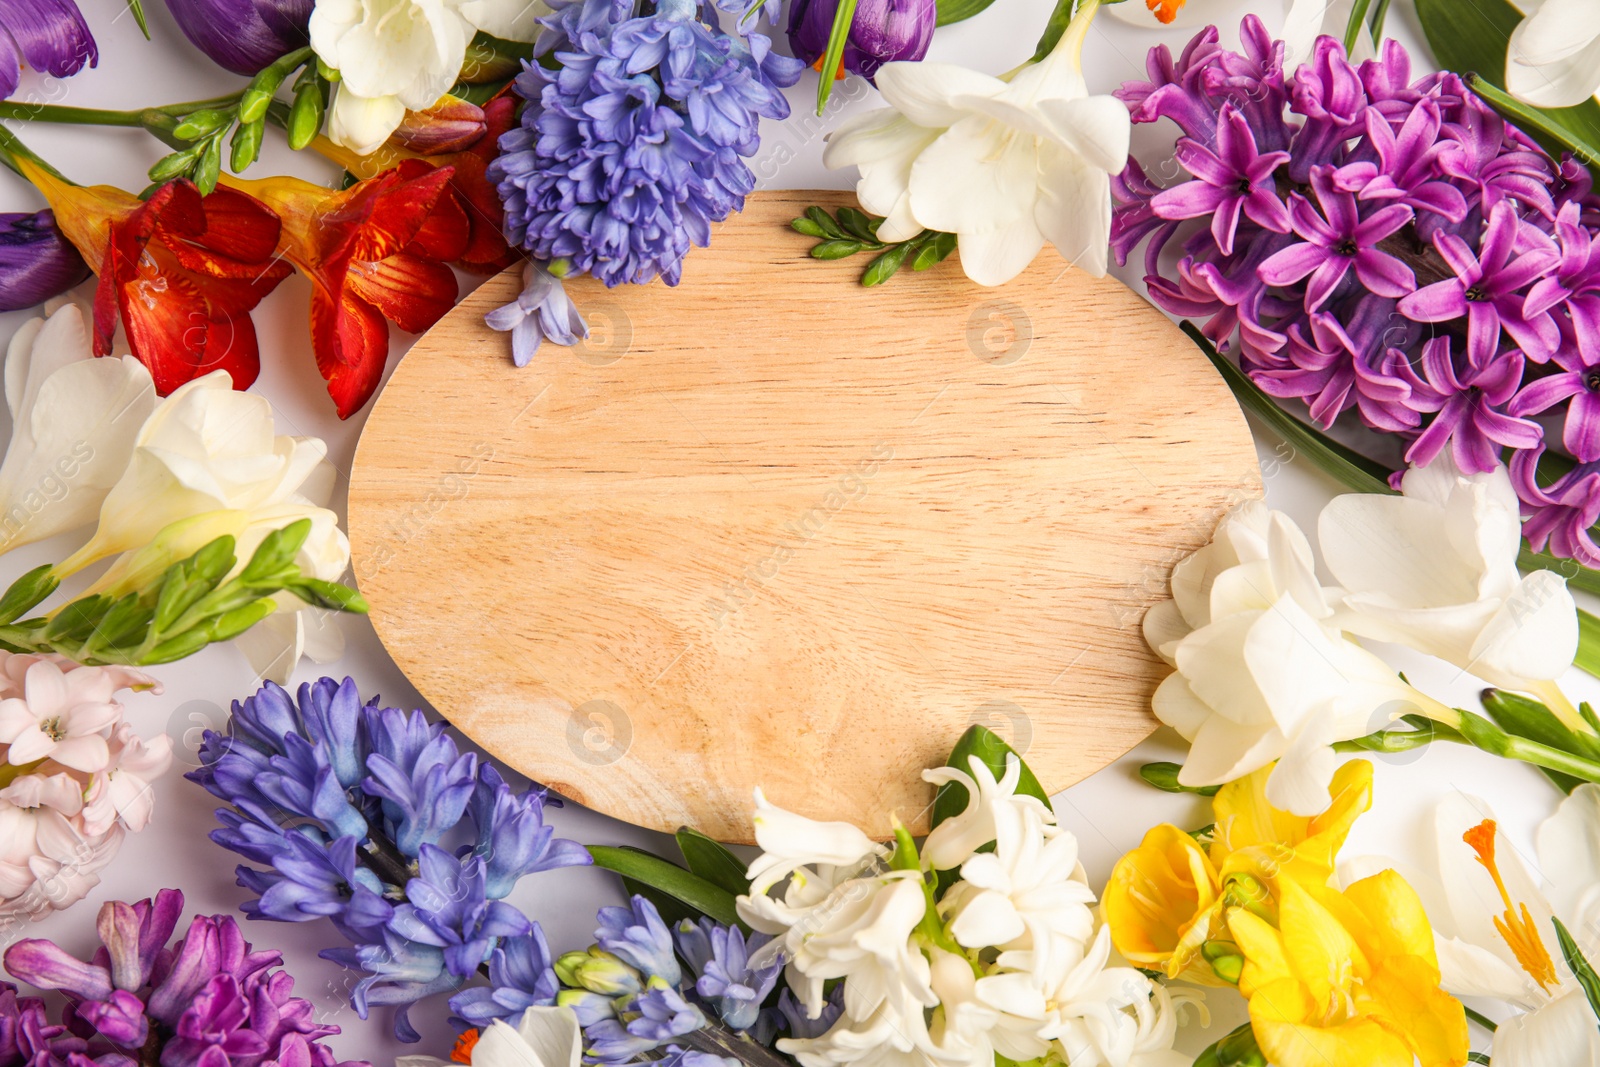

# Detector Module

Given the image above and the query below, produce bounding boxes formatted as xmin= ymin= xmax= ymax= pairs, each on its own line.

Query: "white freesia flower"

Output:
xmin=1147 ymin=504 xmax=1428 ymax=815
xmin=1427 ymin=789 xmax=1600 ymax=1067
xmin=311 ymin=0 xmax=546 ymax=154
xmin=399 ymin=1006 xmax=582 ymax=1067
xmin=823 ymin=0 xmax=1130 ymax=286
xmin=0 ymin=305 xmax=154 ymax=555
xmin=1506 ymin=0 xmax=1600 ymax=109
xmin=1319 ymin=452 xmax=1578 ymax=693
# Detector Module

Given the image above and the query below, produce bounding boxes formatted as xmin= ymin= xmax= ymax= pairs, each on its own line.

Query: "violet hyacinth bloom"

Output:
xmin=2 ymin=890 xmax=367 ymax=1067
xmin=1151 ymin=106 xmax=1290 ymax=256
xmin=485 ymin=260 xmax=588 ymax=368
xmin=158 ymin=0 xmax=310 ymax=75
xmin=1514 ymin=448 xmax=1600 ymax=567
xmin=0 ymin=0 xmax=96 ymax=101
xmin=1259 ymin=167 xmax=1416 ymax=311
xmin=1403 ymin=336 xmax=1541 ymax=473
xmin=1399 ymin=201 xmax=1561 ymax=364
xmin=1333 ymin=103 xmax=1469 ymax=230
xmin=787 ymin=0 xmax=937 ymax=81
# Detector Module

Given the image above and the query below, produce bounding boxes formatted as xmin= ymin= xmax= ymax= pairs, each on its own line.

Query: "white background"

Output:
xmin=0 ymin=0 xmax=1590 ymax=1061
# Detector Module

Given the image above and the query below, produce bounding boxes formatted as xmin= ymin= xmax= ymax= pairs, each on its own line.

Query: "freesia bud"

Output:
xmin=390 ymin=95 xmax=488 ymax=155
xmin=0 ymin=211 xmax=89 ymax=312
xmin=158 ymin=0 xmax=312 ymax=76
xmin=787 ymin=0 xmax=936 ymax=81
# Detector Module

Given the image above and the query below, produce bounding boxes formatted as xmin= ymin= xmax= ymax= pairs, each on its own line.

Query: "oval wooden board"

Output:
xmin=348 ymin=190 xmax=1260 ymax=843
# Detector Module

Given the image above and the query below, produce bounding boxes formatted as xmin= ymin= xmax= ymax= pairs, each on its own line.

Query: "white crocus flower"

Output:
xmin=0 ymin=305 xmax=154 ymax=555
xmin=1506 ymin=0 xmax=1600 ymax=109
xmin=1319 ymin=452 xmax=1578 ymax=695
xmin=823 ymin=0 xmax=1130 ymax=286
xmin=311 ymin=0 xmax=545 ymax=155
xmin=1147 ymin=505 xmax=1429 ymax=815
xmin=1427 ymin=789 xmax=1600 ymax=1067
xmin=398 ymin=1006 xmax=582 ymax=1067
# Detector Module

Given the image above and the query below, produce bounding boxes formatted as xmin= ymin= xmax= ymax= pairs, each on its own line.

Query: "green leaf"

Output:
xmin=811 ymin=239 xmax=864 ymax=260
xmin=861 ymin=242 xmax=913 ymax=286
xmin=931 ymin=724 xmax=1051 ymax=847
xmin=588 ymin=845 xmax=742 ymax=928
xmin=912 ymin=232 xmax=955 ymax=271
xmin=1578 ymin=609 xmax=1600 ymax=691
xmin=835 ymin=207 xmax=881 ymax=244
xmin=1467 ymin=75 xmax=1600 ymax=171
xmin=1193 ymin=1022 xmax=1267 ymax=1067
xmin=1368 ymin=0 xmax=1394 ymax=40
xmin=815 ymin=0 xmax=860 ymax=115
xmin=622 ymin=875 xmax=702 ymax=928
xmin=804 ymin=207 xmax=847 ymax=239
xmin=1138 ymin=761 xmax=1220 ymax=796
xmin=936 ymin=0 xmax=998 ymax=25
xmin=0 ymin=565 xmax=58 ymax=625
xmin=1030 ymin=0 xmax=1076 ymax=63
xmin=1553 ymin=916 xmax=1600 ymax=1027
xmin=125 ymin=0 xmax=150 ymax=38
xmin=241 ymin=519 xmax=311 ymax=582
xmin=1415 ymin=0 xmax=1600 ymax=165
xmin=675 ymin=828 xmax=751 ymax=897
xmin=1480 ymin=689 xmax=1594 ymax=792
xmin=791 ymin=217 xmax=829 ymax=239
xmin=1343 ymin=0 xmax=1374 ymax=53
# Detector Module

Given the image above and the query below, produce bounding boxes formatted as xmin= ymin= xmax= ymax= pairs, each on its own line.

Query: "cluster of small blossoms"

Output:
xmin=1111 ymin=18 xmax=1600 ymax=566
xmin=186 ymin=678 xmax=591 ymax=1042
xmin=738 ymin=760 xmax=1184 ymax=1067
xmin=0 ymin=653 xmax=170 ymax=921
xmin=1 ymin=889 xmax=369 ymax=1067
xmin=490 ymin=0 xmax=804 ymax=287
xmin=523 ymin=897 xmax=784 ymax=1066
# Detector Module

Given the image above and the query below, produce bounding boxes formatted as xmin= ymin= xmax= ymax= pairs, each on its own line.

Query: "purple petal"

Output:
xmin=1211 ymin=195 xmax=1244 ymax=256
xmin=1151 ymin=180 xmax=1230 ymax=221
xmin=1399 ymin=279 xmax=1469 ymax=323
xmin=1466 ymin=301 xmax=1504 ymax=365
xmin=98 ymin=901 xmax=145 ymax=992
xmin=4 ymin=0 xmax=97 ymax=80
xmin=2 ymin=940 xmax=113 ymax=1000
xmin=159 ymin=0 xmax=311 ymax=75
xmin=1406 ymin=399 xmax=1466 ymax=468
xmin=1243 ymin=188 xmax=1292 ymax=233
xmin=1352 ymin=202 xmax=1414 ymax=245
xmin=1353 ymin=248 xmax=1416 ymax=297
xmin=1304 ymin=256 xmax=1353 ymax=312
xmin=1567 ymin=389 xmax=1600 ymax=461
xmin=1174 ymin=138 xmax=1235 ymax=187
xmin=1420 ymin=336 xmax=1460 ymax=393
xmin=1258 ymin=242 xmax=1329 ymax=286
xmin=1288 ymin=193 xmax=1338 ymax=246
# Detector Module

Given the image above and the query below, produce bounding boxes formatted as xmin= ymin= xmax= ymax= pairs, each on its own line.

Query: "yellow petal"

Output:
xmin=1249 ymin=977 xmax=1415 ymax=1067
xmin=1278 ymin=879 xmax=1367 ymax=1009
xmin=1105 ymin=824 xmax=1223 ymax=977
xmin=1227 ymin=906 xmax=1290 ymax=997
xmin=1214 ymin=759 xmax=1373 ymax=892
xmin=1355 ymin=955 xmax=1469 ymax=1067
xmin=1341 ymin=869 xmax=1441 ymax=975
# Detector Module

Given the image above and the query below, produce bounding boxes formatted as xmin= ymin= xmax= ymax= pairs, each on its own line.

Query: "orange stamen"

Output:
xmin=810 ymin=54 xmax=847 ymax=81
xmin=450 ymin=1029 xmax=479 ymax=1064
xmin=1147 ymin=0 xmax=1185 ymax=23
xmin=1464 ymin=820 xmax=1559 ymax=992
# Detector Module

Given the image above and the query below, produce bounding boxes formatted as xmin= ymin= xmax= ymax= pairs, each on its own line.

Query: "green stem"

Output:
xmin=1368 ymin=0 xmax=1394 ymax=39
xmin=814 ymin=0 xmax=859 ymax=116
xmin=1464 ymin=1006 xmax=1498 ymax=1033
xmin=0 ymin=94 xmax=242 ymax=129
xmin=1031 ymin=0 xmax=1079 ymax=62
xmin=0 ymin=123 xmax=72 ymax=184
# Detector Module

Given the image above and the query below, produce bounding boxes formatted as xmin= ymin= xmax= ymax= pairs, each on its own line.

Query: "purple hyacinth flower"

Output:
xmin=1514 ymin=447 xmax=1600 ymax=567
xmin=675 ymin=920 xmax=780 ymax=1032
xmin=1288 ymin=37 xmax=1366 ymax=182
xmin=1111 ymin=158 xmax=1180 ymax=276
xmin=1258 ymin=167 xmax=1416 ymax=311
xmin=597 ymin=897 xmax=682 ymax=987
xmin=0 ymin=210 xmax=88 ymax=311
xmin=1403 ymin=336 xmax=1541 ymax=473
xmin=1333 ymin=103 xmax=1469 ymax=227
xmin=787 ymin=0 xmax=935 ymax=82
xmin=0 ymin=0 xmax=97 ymax=101
xmin=390 ymin=846 xmax=530 ymax=978
xmin=485 ymin=261 xmax=588 ymax=368
xmin=447 ymin=929 xmax=558 ymax=1028
xmin=158 ymin=0 xmax=310 ymax=75
xmin=1114 ymin=25 xmax=1225 ymax=142
xmin=467 ymin=765 xmax=591 ymax=900
xmin=1510 ymin=347 xmax=1600 ymax=462
xmin=1151 ymin=105 xmax=1291 ymax=256
xmin=1440 ymin=103 xmax=1556 ymax=220
xmin=1399 ymin=201 xmax=1561 ymax=364
xmin=1526 ymin=201 xmax=1600 ymax=362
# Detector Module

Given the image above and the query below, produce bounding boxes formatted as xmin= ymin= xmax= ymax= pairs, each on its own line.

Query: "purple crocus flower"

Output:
xmin=1402 ymin=336 xmax=1541 ymax=473
xmin=0 ymin=210 xmax=88 ymax=311
xmin=1151 ymin=105 xmax=1291 ymax=256
xmin=787 ymin=0 xmax=936 ymax=81
xmin=1258 ymin=167 xmax=1416 ymax=311
xmin=0 ymin=0 xmax=96 ymax=101
xmin=1399 ymin=201 xmax=1561 ymax=364
xmin=158 ymin=0 xmax=310 ymax=75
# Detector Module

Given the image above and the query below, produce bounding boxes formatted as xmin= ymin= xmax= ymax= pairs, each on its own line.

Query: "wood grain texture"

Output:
xmin=348 ymin=190 xmax=1261 ymax=842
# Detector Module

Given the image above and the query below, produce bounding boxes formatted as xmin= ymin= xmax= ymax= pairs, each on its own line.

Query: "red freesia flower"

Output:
xmin=316 ymin=93 xmax=519 ymax=274
xmin=20 ymin=159 xmax=292 ymax=394
xmin=227 ymin=161 xmax=470 ymax=418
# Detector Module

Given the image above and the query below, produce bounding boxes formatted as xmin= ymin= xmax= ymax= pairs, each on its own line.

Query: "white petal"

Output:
xmin=823 ymin=109 xmax=941 ymax=242
xmin=1319 ymin=493 xmax=1480 ymax=607
xmin=1034 ymin=144 xmax=1111 ymax=278
xmin=873 ymin=62 xmax=1006 ymax=128
xmin=953 ymin=216 xmax=1045 ymax=288
xmin=1466 ymin=571 xmax=1578 ymax=687
xmin=908 ymin=116 xmax=1037 ymax=237
xmin=1034 ymin=96 xmax=1131 ymax=175
xmin=459 ymin=0 xmax=549 ymax=42
xmin=1142 ymin=600 xmax=1187 ymax=665
xmin=1179 ymin=714 xmax=1281 ymax=787
xmin=1493 ymin=989 xmax=1600 ymax=1067
xmin=1436 ymin=934 xmax=1539 ymax=1000
xmin=1150 ymin=673 xmax=1211 ymax=741
xmin=1538 ymin=783 xmax=1600 ymax=928
xmin=327 ymin=88 xmax=407 ymax=155
xmin=949 ymin=890 xmax=1026 ymax=949
xmin=1507 ymin=0 xmax=1600 ymax=108
xmin=1265 ymin=711 xmax=1338 ymax=816
xmin=513 ymin=1006 xmax=583 ymax=1067
xmin=473 ymin=1019 xmax=546 ymax=1067
xmin=1176 ymin=610 xmax=1274 ymax=728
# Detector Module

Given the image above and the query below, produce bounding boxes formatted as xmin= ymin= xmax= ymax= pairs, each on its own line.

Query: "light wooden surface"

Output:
xmin=347 ymin=191 xmax=1261 ymax=842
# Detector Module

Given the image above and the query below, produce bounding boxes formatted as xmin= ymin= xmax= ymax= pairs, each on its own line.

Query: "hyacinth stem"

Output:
xmin=360 ymin=828 xmax=416 ymax=887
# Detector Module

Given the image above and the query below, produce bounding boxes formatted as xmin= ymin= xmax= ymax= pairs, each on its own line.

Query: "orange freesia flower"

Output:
xmin=224 ymin=161 xmax=469 ymax=418
xmin=1148 ymin=0 xmax=1184 ymax=22
xmin=18 ymin=159 xmax=291 ymax=394
xmin=314 ymin=94 xmax=519 ymax=275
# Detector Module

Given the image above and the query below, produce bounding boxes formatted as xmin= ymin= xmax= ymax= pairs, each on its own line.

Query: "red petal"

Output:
xmin=444 ymin=157 xmax=514 ymax=273
xmin=346 ymin=255 xmax=457 ymax=335
xmin=311 ymin=290 xmax=389 ymax=418
xmin=120 ymin=267 xmax=260 ymax=394
xmin=354 ymin=163 xmax=456 ymax=262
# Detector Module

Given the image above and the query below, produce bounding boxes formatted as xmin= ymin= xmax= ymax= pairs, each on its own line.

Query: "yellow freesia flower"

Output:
xmin=1230 ymin=873 xmax=1468 ymax=1067
xmin=1104 ymin=759 xmax=1372 ymax=981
